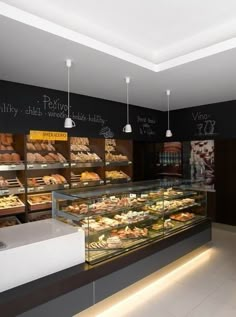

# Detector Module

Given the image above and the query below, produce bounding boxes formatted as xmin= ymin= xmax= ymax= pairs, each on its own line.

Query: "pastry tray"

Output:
xmin=170 ymin=214 xmax=195 ymax=222
xmin=0 ymin=178 xmax=25 ymax=196
xmin=27 ymin=177 xmax=69 ymax=193
xmin=0 ymin=198 xmax=25 ymax=216
xmin=27 ymin=193 xmax=52 ymax=211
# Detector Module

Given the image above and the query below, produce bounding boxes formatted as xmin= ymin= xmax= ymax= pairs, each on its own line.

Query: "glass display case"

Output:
xmin=52 ymin=180 xmax=207 ymax=265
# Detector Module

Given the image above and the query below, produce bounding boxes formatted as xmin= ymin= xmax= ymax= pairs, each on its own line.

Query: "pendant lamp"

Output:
xmin=64 ymin=59 xmax=75 ymax=128
xmin=123 ymin=77 xmax=132 ymax=133
xmin=165 ymin=89 xmax=172 ymax=137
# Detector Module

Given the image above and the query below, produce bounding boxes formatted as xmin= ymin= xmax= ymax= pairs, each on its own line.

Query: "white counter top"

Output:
xmin=0 ymin=218 xmax=80 ymax=250
xmin=0 ymin=219 xmax=85 ymax=292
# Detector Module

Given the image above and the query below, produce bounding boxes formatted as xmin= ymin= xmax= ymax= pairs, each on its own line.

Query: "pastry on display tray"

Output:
xmin=27 ymin=174 xmax=67 ymax=187
xmin=0 ymin=153 xmax=21 ymax=164
xmin=105 ymin=170 xmax=129 ymax=179
xmin=170 ymin=212 xmax=195 ymax=222
xmin=87 ymin=234 xmax=123 ymax=249
xmin=152 ymin=219 xmax=175 ymax=231
xmin=26 ymin=141 xmax=56 ymax=152
xmin=80 ymin=171 xmax=101 ymax=181
xmin=27 ymin=193 xmax=52 ymax=205
xmin=63 ymin=195 xmax=146 ymax=216
xmin=27 ymin=152 xmax=67 ymax=163
xmin=145 ymin=198 xmax=196 ymax=214
xmin=110 ymin=226 xmax=148 ymax=239
xmin=105 ymin=152 xmax=128 ymax=162
xmin=71 ymin=152 xmax=102 ymax=162
xmin=0 ymin=195 xmax=24 ymax=209
xmin=71 ymin=137 xmax=90 ymax=151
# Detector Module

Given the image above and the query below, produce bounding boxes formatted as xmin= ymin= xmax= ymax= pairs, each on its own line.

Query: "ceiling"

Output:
xmin=1 ymin=0 xmax=236 ymax=111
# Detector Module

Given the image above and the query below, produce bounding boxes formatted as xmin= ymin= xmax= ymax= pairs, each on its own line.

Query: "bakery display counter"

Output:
xmin=53 ymin=180 xmax=207 ymax=265
xmin=0 ymin=219 xmax=85 ymax=293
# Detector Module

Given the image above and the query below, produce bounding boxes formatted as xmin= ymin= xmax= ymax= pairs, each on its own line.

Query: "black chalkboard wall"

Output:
xmin=0 ymin=80 xmax=164 ymax=141
xmin=170 ymin=100 xmax=236 ymax=141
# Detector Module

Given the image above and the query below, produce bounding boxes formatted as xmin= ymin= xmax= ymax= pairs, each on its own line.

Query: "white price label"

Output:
xmin=130 ymin=193 xmax=136 ymax=199
xmin=64 ymin=184 xmax=69 ymax=188
xmin=106 ymin=162 xmax=110 ymax=166
xmin=128 ymin=161 xmax=132 ymax=165
xmin=63 ymin=163 xmax=69 ymax=167
xmin=10 ymin=165 xmax=16 ymax=168
xmin=83 ymin=182 xmax=89 ymax=186
xmin=100 ymin=181 xmax=104 ymax=184
xmin=106 ymin=180 xmax=111 ymax=184
xmin=141 ymin=194 xmax=148 ymax=198
xmin=71 ymin=163 xmax=76 ymax=167
xmin=27 ymin=164 xmax=34 ymax=169
xmin=38 ymin=186 xmax=44 ymax=191
xmin=18 ymin=188 xmax=25 ymax=193
xmin=41 ymin=164 xmax=48 ymax=168
xmin=28 ymin=187 xmax=34 ymax=192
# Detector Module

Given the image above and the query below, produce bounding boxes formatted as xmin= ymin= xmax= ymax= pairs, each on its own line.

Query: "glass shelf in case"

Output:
xmin=52 ymin=180 xmax=207 ymax=265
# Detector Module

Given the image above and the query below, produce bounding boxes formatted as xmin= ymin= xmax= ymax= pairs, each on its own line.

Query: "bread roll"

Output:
xmin=2 ymin=153 xmax=12 ymax=162
xmin=34 ymin=143 xmax=42 ymax=151
xmin=44 ymin=155 xmax=54 ymax=162
xmin=27 ymin=153 xmax=36 ymax=163
xmin=6 ymin=145 xmax=14 ymax=151
xmin=11 ymin=153 xmax=20 ymax=162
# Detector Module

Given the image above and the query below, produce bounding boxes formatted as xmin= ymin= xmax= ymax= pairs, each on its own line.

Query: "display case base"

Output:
xmin=0 ymin=219 xmax=211 ymax=317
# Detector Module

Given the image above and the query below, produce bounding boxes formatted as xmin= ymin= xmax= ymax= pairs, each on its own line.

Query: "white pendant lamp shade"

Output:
xmin=165 ymin=89 xmax=172 ymax=137
xmin=64 ymin=59 xmax=75 ymax=128
xmin=123 ymin=76 xmax=132 ymax=133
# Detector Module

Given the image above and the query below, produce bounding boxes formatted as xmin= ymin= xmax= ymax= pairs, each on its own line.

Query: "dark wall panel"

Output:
xmin=0 ymin=80 xmax=164 ymax=141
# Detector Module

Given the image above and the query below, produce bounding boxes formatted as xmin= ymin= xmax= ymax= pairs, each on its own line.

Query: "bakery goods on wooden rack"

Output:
xmin=70 ymin=137 xmax=102 ymax=162
xmin=105 ymin=170 xmax=129 ymax=179
xmin=0 ymin=133 xmax=22 ymax=164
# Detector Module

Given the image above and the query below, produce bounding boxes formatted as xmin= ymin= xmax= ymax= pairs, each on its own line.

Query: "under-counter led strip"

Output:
xmin=95 ymin=248 xmax=212 ymax=317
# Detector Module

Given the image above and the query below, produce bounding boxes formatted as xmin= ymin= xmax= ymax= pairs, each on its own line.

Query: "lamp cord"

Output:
xmin=127 ymin=81 xmax=129 ymax=124
xmin=167 ymin=93 xmax=170 ymax=129
xmin=68 ymin=65 xmax=70 ymax=118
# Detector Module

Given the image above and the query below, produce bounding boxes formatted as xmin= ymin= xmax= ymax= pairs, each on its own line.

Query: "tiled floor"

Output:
xmin=78 ymin=224 xmax=236 ymax=317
